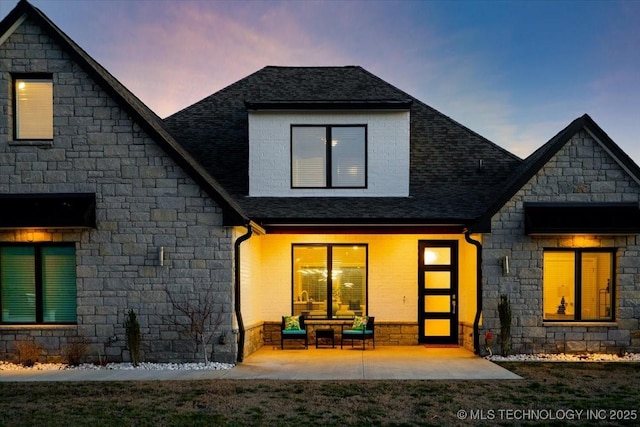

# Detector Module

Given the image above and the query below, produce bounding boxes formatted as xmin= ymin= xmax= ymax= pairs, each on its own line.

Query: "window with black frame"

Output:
xmin=292 ymin=244 xmax=367 ymax=319
xmin=543 ymin=249 xmax=614 ymax=321
xmin=291 ymin=125 xmax=366 ymax=188
xmin=1 ymin=245 xmax=76 ymax=324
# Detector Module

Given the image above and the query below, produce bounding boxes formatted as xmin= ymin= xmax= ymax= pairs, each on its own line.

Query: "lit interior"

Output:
xmin=293 ymin=245 xmax=366 ymax=318
xmin=16 ymin=79 xmax=53 ymax=139
xmin=543 ymin=251 xmax=612 ymax=320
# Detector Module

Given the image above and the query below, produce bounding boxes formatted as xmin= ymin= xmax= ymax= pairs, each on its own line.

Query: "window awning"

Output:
xmin=524 ymin=202 xmax=640 ymax=235
xmin=0 ymin=193 xmax=96 ymax=229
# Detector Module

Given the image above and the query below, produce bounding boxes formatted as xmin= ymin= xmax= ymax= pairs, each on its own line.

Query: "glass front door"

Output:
xmin=418 ymin=241 xmax=458 ymax=344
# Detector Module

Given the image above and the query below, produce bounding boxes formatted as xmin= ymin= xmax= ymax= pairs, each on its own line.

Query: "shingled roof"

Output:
xmin=165 ymin=66 xmax=521 ymax=229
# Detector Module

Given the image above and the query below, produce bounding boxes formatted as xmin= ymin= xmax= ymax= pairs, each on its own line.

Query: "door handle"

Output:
xmin=452 ymin=300 xmax=456 ymax=314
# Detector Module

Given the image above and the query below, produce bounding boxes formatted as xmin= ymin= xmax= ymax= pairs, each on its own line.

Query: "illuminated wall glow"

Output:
xmin=0 ymin=230 xmax=55 ymax=243
xmin=252 ymin=233 xmax=480 ymax=324
xmin=571 ymin=236 xmax=600 ymax=247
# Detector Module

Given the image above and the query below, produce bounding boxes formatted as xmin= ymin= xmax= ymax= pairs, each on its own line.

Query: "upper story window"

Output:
xmin=14 ymin=75 xmax=53 ymax=140
xmin=543 ymin=249 xmax=614 ymax=322
xmin=291 ymin=125 xmax=366 ymax=188
xmin=1 ymin=245 xmax=76 ymax=324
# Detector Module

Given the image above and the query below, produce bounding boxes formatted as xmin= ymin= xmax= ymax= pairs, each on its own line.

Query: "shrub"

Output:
xmin=165 ymin=287 xmax=223 ymax=364
xmin=14 ymin=340 xmax=41 ymax=367
xmin=62 ymin=340 xmax=89 ymax=366
xmin=498 ymin=294 xmax=512 ymax=356
xmin=125 ymin=309 xmax=142 ymax=366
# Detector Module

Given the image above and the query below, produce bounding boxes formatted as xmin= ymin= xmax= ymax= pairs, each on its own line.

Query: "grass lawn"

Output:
xmin=1 ymin=362 xmax=639 ymax=426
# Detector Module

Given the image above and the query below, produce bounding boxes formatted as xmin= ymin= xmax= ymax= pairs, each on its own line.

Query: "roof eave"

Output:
xmin=254 ymin=217 xmax=473 ymax=234
xmin=244 ymin=100 xmax=413 ymax=111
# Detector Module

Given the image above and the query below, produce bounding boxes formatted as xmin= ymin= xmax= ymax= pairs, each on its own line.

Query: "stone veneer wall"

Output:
xmin=262 ymin=320 xmax=420 ymax=349
xmin=482 ymin=131 xmax=640 ymax=354
xmin=0 ymin=18 xmax=237 ymax=363
xmin=260 ymin=321 xmax=474 ymax=351
xmin=243 ymin=322 xmax=264 ymax=356
xmin=459 ymin=321 xmax=475 ymax=352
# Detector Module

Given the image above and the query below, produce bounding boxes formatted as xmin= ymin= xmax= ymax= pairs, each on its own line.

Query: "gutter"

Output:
xmin=464 ymin=230 xmax=482 ymax=354
xmin=234 ymin=222 xmax=253 ymax=363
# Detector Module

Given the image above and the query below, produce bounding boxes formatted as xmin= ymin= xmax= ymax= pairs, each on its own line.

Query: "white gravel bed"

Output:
xmin=487 ymin=352 xmax=640 ymax=362
xmin=3 ymin=352 xmax=639 ymax=371
xmin=0 ymin=360 xmax=235 ymax=371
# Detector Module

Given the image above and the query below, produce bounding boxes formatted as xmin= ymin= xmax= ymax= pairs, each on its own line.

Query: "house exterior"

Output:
xmin=1 ymin=1 xmax=638 ymax=364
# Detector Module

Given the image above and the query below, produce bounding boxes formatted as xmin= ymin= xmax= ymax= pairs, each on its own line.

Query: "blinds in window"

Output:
xmin=16 ymin=79 xmax=53 ymax=140
xmin=42 ymin=247 xmax=76 ymax=323
xmin=331 ymin=127 xmax=365 ymax=187
xmin=1 ymin=247 xmax=36 ymax=322
xmin=292 ymin=127 xmax=326 ymax=187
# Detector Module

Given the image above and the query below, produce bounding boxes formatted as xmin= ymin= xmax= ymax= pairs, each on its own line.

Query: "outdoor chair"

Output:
xmin=281 ymin=315 xmax=308 ymax=349
xmin=341 ymin=316 xmax=375 ymax=350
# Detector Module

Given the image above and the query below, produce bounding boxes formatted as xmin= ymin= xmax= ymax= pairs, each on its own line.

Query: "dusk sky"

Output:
xmin=2 ymin=0 xmax=639 ymax=164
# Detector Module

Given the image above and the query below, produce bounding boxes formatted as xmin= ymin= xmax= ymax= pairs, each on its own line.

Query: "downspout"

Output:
xmin=464 ymin=229 xmax=482 ymax=355
xmin=234 ymin=221 xmax=253 ymax=363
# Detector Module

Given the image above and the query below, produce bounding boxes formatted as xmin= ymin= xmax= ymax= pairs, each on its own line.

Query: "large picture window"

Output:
xmin=1 ymin=245 xmax=76 ymax=324
xmin=543 ymin=249 xmax=614 ymax=321
xmin=292 ymin=244 xmax=367 ymax=319
xmin=291 ymin=125 xmax=366 ymax=188
xmin=14 ymin=76 xmax=53 ymax=140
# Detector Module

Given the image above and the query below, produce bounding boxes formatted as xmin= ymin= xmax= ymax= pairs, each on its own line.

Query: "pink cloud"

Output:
xmin=98 ymin=1 xmax=351 ymax=117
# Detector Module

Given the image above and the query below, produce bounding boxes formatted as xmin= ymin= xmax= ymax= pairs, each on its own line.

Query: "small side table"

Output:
xmin=315 ymin=328 xmax=335 ymax=348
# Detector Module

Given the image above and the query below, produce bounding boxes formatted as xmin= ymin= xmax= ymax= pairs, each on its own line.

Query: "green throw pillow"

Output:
xmin=284 ymin=315 xmax=301 ymax=331
xmin=352 ymin=315 xmax=368 ymax=331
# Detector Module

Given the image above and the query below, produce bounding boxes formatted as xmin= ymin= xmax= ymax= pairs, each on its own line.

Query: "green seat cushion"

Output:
xmin=343 ymin=329 xmax=373 ymax=335
xmin=282 ymin=329 xmax=306 ymax=335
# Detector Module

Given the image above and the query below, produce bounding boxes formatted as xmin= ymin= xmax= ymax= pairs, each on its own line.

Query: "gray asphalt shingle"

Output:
xmin=164 ymin=66 xmax=522 ymax=226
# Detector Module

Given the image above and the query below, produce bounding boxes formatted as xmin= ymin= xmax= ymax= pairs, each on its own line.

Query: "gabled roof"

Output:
xmin=0 ymin=0 xmax=248 ymax=225
xmin=471 ymin=114 xmax=640 ymax=232
xmin=165 ymin=66 xmax=522 ymax=229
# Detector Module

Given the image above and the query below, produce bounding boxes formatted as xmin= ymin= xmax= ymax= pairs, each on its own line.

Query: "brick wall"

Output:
xmin=482 ymin=131 xmax=640 ymax=354
xmin=0 ymin=18 xmax=236 ymax=364
xmin=248 ymin=111 xmax=410 ymax=197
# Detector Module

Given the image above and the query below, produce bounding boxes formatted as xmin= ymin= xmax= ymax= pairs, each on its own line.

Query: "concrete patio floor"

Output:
xmin=0 ymin=346 xmax=521 ymax=382
xmin=225 ymin=345 xmax=521 ymax=380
